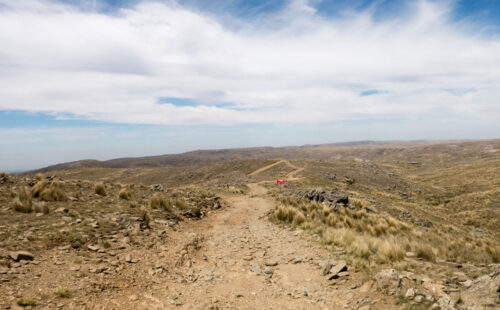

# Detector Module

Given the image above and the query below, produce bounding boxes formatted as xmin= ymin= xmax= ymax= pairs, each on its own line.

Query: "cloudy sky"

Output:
xmin=1 ymin=0 xmax=499 ymax=171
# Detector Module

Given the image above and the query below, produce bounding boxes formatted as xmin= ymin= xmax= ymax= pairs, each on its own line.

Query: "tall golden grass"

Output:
xmin=273 ymin=197 xmax=500 ymax=267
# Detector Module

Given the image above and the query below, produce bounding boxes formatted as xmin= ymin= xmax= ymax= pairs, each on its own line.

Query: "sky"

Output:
xmin=1 ymin=0 xmax=500 ymax=171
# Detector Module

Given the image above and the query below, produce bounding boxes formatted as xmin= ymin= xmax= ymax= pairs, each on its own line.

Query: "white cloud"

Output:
xmin=0 ymin=0 xmax=499 ymax=125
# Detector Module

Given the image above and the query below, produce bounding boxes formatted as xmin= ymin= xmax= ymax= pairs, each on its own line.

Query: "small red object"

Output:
xmin=277 ymin=179 xmax=285 ymax=184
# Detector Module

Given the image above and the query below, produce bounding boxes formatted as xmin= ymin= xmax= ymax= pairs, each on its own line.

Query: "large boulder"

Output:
xmin=295 ymin=188 xmax=349 ymax=207
xmin=461 ymin=270 xmax=500 ymax=308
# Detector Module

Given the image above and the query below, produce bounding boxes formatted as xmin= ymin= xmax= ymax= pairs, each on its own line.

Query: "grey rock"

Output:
xmin=292 ymin=257 xmax=303 ymax=264
xmin=263 ymin=266 xmax=273 ymax=275
xmin=415 ymin=218 xmax=433 ymax=228
xmin=344 ymin=177 xmax=355 ymax=185
xmin=9 ymin=251 xmax=34 ymax=262
xmin=460 ymin=279 xmax=472 ymax=288
xmin=461 ymin=273 xmax=500 ymax=308
xmin=399 ymin=210 xmax=412 ymax=220
xmin=319 ymin=259 xmax=337 ymax=276
xmin=294 ymin=188 xmax=349 ymax=206
xmin=87 ymin=245 xmax=99 ymax=251
xmin=405 ymin=288 xmax=415 ymax=299
xmin=328 ymin=261 xmax=347 ymax=280
xmin=250 ymin=264 xmax=261 ymax=274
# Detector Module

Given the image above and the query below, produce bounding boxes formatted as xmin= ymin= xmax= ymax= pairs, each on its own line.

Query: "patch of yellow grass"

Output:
xmin=150 ymin=193 xmax=172 ymax=211
xmin=119 ymin=188 xmax=131 ymax=200
xmin=13 ymin=187 xmax=33 ymax=213
xmin=39 ymin=179 xmax=67 ymax=201
xmin=140 ymin=206 xmax=151 ymax=228
xmin=53 ymin=287 xmax=71 ymax=298
xmin=94 ymin=182 xmax=107 ymax=196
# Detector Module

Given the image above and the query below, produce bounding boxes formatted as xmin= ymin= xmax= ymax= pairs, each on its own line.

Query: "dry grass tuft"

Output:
xmin=31 ymin=179 xmax=67 ymax=201
xmin=53 ymin=287 xmax=71 ymax=298
xmin=173 ymin=198 xmax=188 ymax=210
xmin=94 ymin=182 xmax=107 ymax=196
xmin=150 ymin=193 xmax=170 ymax=210
xmin=33 ymin=202 xmax=50 ymax=214
xmin=275 ymin=206 xmax=297 ymax=223
xmin=13 ymin=187 xmax=33 ymax=213
xmin=31 ymin=180 xmax=48 ymax=198
xmin=119 ymin=188 xmax=131 ymax=200
xmin=378 ymin=239 xmax=406 ymax=263
xmin=140 ymin=206 xmax=151 ymax=228
xmin=40 ymin=179 xmax=67 ymax=201
xmin=414 ymin=243 xmax=436 ymax=262
xmin=0 ymin=171 xmax=9 ymax=181
xmin=17 ymin=298 xmax=37 ymax=307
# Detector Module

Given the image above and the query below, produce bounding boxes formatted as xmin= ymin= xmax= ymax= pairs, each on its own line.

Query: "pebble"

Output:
xmin=263 ymin=266 xmax=273 ymax=275
xmin=265 ymin=259 xmax=279 ymax=266
xmin=87 ymin=245 xmax=99 ymax=251
xmin=250 ymin=264 xmax=261 ymax=274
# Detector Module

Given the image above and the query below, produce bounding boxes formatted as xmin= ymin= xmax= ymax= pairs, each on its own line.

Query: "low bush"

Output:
xmin=13 ymin=187 xmax=33 ymax=213
xmin=40 ymin=179 xmax=67 ymax=201
xmin=119 ymin=188 xmax=131 ymax=200
xmin=95 ymin=182 xmax=107 ymax=196
xmin=150 ymin=193 xmax=170 ymax=210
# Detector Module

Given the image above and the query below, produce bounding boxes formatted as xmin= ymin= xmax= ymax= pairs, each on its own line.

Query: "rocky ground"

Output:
xmin=0 ymin=155 xmax=499 ymax=309
xmin=1 ymin=182 xmax=397 ymax=310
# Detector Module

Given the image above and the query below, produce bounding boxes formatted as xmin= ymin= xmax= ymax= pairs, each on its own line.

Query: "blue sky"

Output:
xmin=1 ymin=0 xmax=500 ymax=171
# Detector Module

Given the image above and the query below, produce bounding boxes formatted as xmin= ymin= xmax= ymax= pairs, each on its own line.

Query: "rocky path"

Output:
xmin=156 ymin=183 xmax=396 ymax=309
xmin=1 ymin=182 xmax=397 ymax=310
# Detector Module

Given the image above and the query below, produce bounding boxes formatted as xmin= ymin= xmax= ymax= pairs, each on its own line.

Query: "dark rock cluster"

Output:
xmin=294 ymin=188 xmax=349 ymax=210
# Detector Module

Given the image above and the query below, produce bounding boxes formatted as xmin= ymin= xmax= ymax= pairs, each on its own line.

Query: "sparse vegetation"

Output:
xmin=53 ymin=287 xmax=71 ymax=298
xmin=40 ymin=179 xmax=67 ymax=201
xmin=0 ymin=171 xmax=9 ymax=181
xmin=46 ymin=230 xmax=90 ymax=249
xmin=140 ymin=205 xmax=151 ymax=228
xmin=150 ymin=193 xmax=169 ymax=210
xmin=31 ymin=179 xmax=67 ymax=201
xmin=17 ymin=298 xmax=37 ymax=307
xmin=119 ymin=188 xmax=131 ymax=200
xmin=173 ymin=198 xmax=188 ymax=210
xmin=273 ymin=194 xmax=500 ymax=267
xmin=13 ymin=187 xmax=33 ymax=213
xmin=33 ymin=202 xmax=50 ymax=214
xmin=95 ymin=182 xmax=107 ymax=196
xmin=31 ymin=180 xmax=48 ymax=198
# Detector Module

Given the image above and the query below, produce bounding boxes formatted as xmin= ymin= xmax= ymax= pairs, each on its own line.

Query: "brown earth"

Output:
xmin=1 ymin=181 xmax=396 ymax=309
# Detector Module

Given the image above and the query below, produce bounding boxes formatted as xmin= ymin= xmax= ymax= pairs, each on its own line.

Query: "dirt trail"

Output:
xmin=249 ymin=159 xmax=304 ymax=181
xmin=1 ymin=163 xmax=395 ymax=309
xmin=153 ymin=183 xmax=396 ymax=309
xmin=249 ymin=160 xmax=296 ymax=176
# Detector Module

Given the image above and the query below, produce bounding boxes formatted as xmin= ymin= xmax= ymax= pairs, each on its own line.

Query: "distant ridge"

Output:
xmin=20 ymin=139 xmax=498 ymax=175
